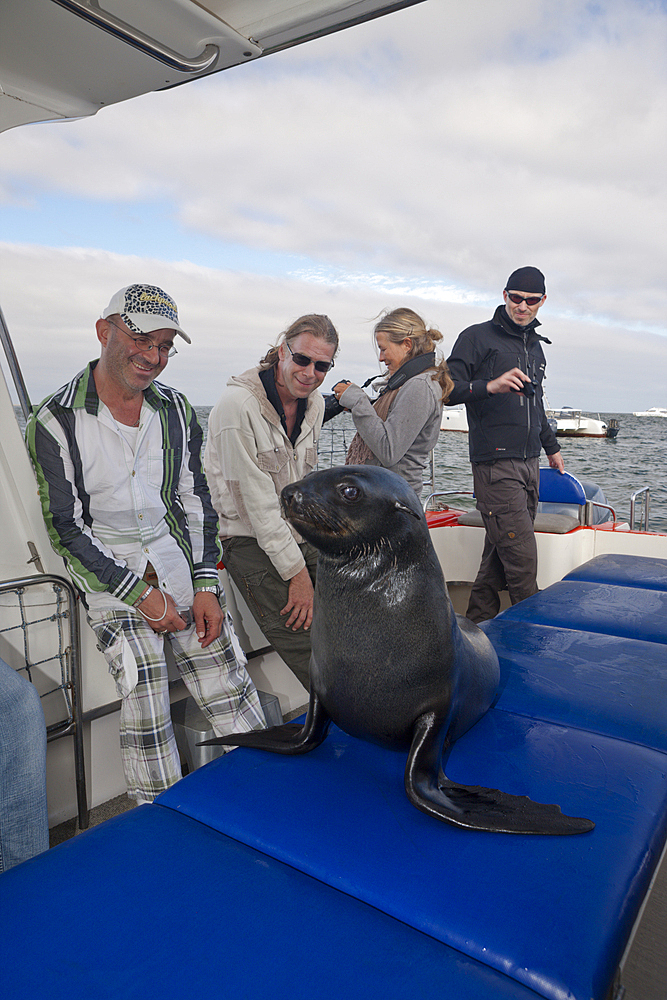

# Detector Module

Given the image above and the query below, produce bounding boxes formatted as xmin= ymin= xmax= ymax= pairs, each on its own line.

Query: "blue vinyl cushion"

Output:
xmin=495 ymin=579 xmax=667 ymax=643
xmin=484 ymin=618 xmax=667 ymax=751
xmin=0 ymin=804 xmax=544 ymax=1000
xmin=157 ymin=711 xmax=667 ymax=1000
xmin=539 ymin=467 xmax=586 ymax=505
xmin=563 ymin=553 xmax=667 ymax=591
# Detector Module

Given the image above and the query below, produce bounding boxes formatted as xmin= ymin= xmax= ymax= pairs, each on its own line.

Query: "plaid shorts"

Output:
xmin=88 ymin=607 xmax=265 ymax=802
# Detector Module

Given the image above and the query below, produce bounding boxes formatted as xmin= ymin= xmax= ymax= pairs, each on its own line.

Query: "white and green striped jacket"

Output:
xmin=26 ymin=361 xmax=221 ymax=612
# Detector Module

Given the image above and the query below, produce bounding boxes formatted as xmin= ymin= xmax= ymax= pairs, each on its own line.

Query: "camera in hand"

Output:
xmin=513 ymin=379 xmax=538 ymax=397
xmin=323 ymin=393 xmax=345 ymax=422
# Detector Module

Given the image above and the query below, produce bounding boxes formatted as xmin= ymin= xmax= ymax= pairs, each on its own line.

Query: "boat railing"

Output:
xmin=630 ymin=486 xmax=651 ymax=531
xmin=584 ymin=500 xmax=617 ymax=526
xmin=0 ymin=301 xmax=31 ymax=421
xmin=423 ymin=490 xmax=474 ymax=512
xmin=50 ymin=0 xmax=222 ymax=73
xmin=0 ymin=574 xmax=88 ymax=829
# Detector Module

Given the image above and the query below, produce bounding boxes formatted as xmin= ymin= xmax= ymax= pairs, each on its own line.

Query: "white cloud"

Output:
xmin=0 ymin=0 xmax=665 ymax=408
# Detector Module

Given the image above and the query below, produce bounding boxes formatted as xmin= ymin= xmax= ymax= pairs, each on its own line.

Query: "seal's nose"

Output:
xmin=280 ymin=483 xmax=303 ymax=514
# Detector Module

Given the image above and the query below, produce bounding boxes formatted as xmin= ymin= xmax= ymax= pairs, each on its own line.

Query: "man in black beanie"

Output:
xmin=446 ymin=266 xmax=564 ymax=623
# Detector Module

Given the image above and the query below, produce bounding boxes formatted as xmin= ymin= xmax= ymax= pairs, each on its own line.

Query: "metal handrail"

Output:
xmin=0 ymin=302 xmax=31 ymax=421
xmin=630 ymin=487 xmax=651 ymax=532
xmin=50 ymin=0 xmax=220 ymax=73
xmin=423 ymin=490 xmax=474 ymax=512
xmin=0 ymin=574 xmax=88 ymax=830
xmin=585 ymin=500 xmax=617 ymax=527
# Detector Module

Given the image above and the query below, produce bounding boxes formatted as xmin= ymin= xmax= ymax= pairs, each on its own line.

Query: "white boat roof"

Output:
xmin=0 ymin=0 xmax=424 ymax=133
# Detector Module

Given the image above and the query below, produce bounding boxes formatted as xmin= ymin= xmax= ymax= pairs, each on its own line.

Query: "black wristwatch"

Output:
xmin=198 ymin=584 xmax=221 ymax=599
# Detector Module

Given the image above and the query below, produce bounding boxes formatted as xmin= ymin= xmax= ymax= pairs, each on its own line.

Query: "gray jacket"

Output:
xmin=339 ymin=371 xmax=442 ymax=494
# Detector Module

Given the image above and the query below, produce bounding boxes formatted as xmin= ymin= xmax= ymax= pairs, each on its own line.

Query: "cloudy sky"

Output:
xmin=0 ymin=0 xmax=665 ymax=411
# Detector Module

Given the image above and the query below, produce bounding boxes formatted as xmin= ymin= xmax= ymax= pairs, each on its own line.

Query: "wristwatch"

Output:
xmin=198 ymin=585 xmax=221 ymax=598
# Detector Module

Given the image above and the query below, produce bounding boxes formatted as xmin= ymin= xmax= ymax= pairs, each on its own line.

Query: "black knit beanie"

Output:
xmin=504 ymin=267 xmax=546 ymax=294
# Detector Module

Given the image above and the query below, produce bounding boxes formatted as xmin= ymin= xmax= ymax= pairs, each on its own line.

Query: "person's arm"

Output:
xmin=26 ymin=406 xmax=147 ymax=607
xmin=547 ymin=450 xmax=565 ymax=473
xmin=486 ymin=368 xmax=532 ymax=394
xmin=445 ymin=332 xmax=493 ymax=405
xmin=175 ymin=400 xmax=224 ymax=645
xmin=338 ymin=378 xmax=439 ymax=467
xmin=177 ymin=401 xmax=224 ymax=584
xmin=205 ymin=396 xmax=307 ymax=583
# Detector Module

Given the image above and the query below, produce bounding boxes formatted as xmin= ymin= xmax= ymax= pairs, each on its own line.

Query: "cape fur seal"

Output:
xmin=204 ymin=466 xmax=594 ymax=835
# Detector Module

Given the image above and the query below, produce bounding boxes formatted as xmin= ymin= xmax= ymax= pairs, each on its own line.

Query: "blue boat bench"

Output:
xmin=2 ymin=553 xmax=667 ymax=1000
xmin=484 ymin=554 xmax=667 ymax=751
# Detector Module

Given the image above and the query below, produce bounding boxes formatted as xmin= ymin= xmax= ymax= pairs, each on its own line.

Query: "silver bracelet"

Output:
xmin=138 ymin=589 xmax=168 ymax=623
xmin=133 ymin=585 xmax=153 ymax=608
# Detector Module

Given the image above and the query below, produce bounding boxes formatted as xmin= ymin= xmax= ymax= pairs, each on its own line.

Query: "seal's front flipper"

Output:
xmin=198 ymin=690 xmax=332 ymax=756
xmin=405 ymin=713 xmax=595 ymax=836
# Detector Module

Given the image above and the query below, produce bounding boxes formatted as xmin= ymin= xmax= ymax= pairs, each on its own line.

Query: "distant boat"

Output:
xmin=441 ymin=406 xmax=468 ymax=432
xmin=633 ymin=407 xmax=667 ymax=418
xmin=546 ymin=406 xmax=619 ymax=439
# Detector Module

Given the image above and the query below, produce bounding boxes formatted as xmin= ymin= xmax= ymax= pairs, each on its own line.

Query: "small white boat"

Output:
xmin=633 ymin=407 xmax=667 ymax=417
xmin=440 ymin=405 xmax=468 ymax=432
xmin=546 ymin=406 xmax=619 ymax=439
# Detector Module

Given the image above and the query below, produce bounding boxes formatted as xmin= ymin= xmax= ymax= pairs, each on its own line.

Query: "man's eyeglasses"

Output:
xmin=285 ymin=341 xmax=334 ymax=374
xmin=506 ymin=292 xmax=544 ymax=307
xmin=108 ymin=319 xmax=177 ymax=359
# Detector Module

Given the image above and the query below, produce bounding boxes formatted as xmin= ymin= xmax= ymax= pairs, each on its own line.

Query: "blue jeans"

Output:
xmin=0 ymin=657 xmax=49 ymax=872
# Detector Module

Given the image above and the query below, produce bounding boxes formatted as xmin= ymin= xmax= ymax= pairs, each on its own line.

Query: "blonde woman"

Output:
xmin=332 ymin=308 xmax=452 ymax=494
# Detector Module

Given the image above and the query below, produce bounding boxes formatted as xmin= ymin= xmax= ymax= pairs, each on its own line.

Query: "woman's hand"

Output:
xmin=332 ymin=380 xmax=352 ymax=401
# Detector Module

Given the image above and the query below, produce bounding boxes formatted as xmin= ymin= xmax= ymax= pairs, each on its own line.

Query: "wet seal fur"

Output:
xmin=203 ymin=466 xmax=594 ymax=835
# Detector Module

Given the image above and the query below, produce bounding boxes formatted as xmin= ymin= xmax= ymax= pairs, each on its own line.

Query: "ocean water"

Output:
xmin=196 ymin=406 xmax=667 ymax=534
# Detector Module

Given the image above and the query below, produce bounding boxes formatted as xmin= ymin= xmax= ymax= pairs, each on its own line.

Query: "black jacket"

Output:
xmin=446 ymin=305 xmax=560 ymax=464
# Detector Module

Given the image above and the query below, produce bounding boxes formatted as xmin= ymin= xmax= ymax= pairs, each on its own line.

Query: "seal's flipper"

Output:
xmin=405 ymin=713 xmax=594 ymax=836
xmin=198 ymin=690 xmax=332 ymax=756
xmin=410 ymin=776 xmax=595 ymax=835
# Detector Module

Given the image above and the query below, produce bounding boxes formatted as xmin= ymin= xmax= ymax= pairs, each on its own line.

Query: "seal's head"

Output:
xmin=281 ymin=465 xmax=426 ymax=560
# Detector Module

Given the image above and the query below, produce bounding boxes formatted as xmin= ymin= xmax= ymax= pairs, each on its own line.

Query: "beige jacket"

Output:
xmin=204 ymin=366 xmax=324 ymax=581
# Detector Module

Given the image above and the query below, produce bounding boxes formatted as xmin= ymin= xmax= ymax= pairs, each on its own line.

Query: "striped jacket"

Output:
xmin=26 ymin=362 xmax=221 ymax=612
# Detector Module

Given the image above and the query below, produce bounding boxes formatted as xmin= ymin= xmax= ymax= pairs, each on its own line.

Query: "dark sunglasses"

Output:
xmin=506 ymin=292 xmax=544 ymax=307
xmin=286 ymin=341 xmax=335 ymax=374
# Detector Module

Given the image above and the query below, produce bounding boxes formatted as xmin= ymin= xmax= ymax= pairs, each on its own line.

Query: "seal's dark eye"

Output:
xmin=340 ymin=484 xmax=360 ymax=502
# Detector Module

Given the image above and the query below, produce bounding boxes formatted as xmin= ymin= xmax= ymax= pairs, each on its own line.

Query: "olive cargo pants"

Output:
xmin=466 ymin=457 xmax=540 ymax=623
xmin=222 ymin=536 xmax=317 ymax=690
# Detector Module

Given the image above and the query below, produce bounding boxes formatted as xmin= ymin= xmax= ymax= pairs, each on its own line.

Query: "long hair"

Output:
xmin=259 ymin=314 xmax=339 ymax=369
xmin=374 ymin=308 xmax=453 ymax=402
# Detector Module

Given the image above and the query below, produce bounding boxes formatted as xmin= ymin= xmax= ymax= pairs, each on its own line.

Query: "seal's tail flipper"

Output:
xmin=198 ymin=691 xmax=332 ymax=756
xmin=405 ymin=713 xmax=594 ymax=835
xmin=408 ymin=775 xmax=595 ymax=835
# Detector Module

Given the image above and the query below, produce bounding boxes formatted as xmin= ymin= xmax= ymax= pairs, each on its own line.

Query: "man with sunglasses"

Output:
xmin=27 ymin=284 xmax=265 ymax=804
xmin=446 ymin=266 xmax=564 ymax=623
xmin=205 ymin=315 xmax=338 ymax=691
